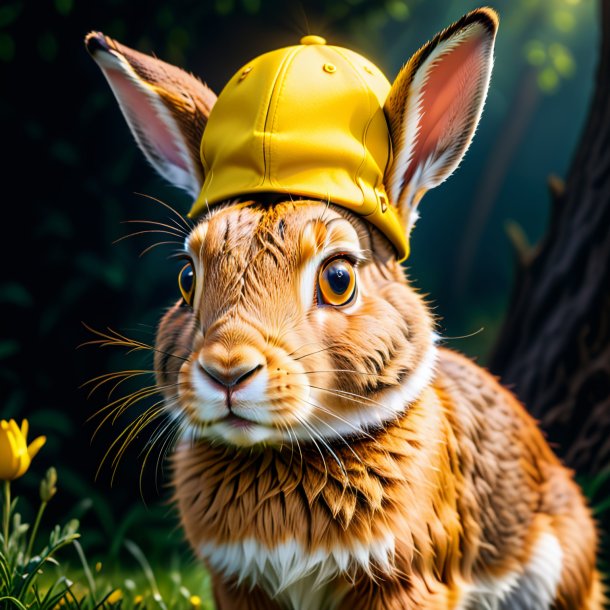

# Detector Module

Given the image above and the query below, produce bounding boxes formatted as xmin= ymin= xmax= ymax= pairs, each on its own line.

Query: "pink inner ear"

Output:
xmin=404 ymin=34 xmax=487 ymax=185
xmin=106 ymin=65 xmax=188 ymax=172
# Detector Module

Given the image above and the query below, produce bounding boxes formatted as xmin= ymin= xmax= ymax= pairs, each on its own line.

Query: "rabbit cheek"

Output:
xmin=265 ymin=363 xmax=313 ymax=425
xmin=155 ymin=301 xmax=197 ymax=390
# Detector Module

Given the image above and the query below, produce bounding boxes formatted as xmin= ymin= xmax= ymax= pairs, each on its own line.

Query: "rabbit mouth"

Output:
xmin=182 ymin=409 xmax=293 ymax=447
xmin=175 ymin=354 xmax=315 ymax=446
xmin=217 ymin=413 xmax=255 ymax=429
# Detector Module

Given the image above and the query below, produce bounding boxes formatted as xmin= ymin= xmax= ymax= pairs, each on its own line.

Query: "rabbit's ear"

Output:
xmin=385 ymin=8 xmax=498 ymax=232
xmin=85 ymin=32 xmax=217 ymax=197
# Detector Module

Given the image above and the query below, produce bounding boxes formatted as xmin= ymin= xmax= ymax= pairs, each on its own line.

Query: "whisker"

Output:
xmin=123 ymin=218 xmax=189 ymax=238
xmin=160 ymin=415 xmax=190 ymax=473
xmin=293 ymin=345 xmax=336 ymax=361
xmin=139 ymin=403 xmax=184 ymax=497
xmin=110 ymin=406 xmax=168 ymax=485
xmin=113 ymin=228 xmax=186 ymax=244
xmin=87 ymin=381 xmax=180 ymax=425
xmin=80 ymin=323 xmax=190 ymax=363
xmin=306 ymin=384 xmax=395 ymax=411
xmin=292 ymin=413 xmax=327 ymax=476
xmin=96 ymin=401 xmax=167 ymax=483
xmin=304 ymin=407 xmax=364 ymax=467
xmin=277 ymin=417 xmax=302 ymax=467
xmin=299 ymin=399 xmax=380 ymax=445
xmin=293 ymin=413 xmax=348 ymax=482
xmin=133 ymin=192 xmax=193 ymax=234
xmin=81 ymin=369 xmax=157 ymax=399
xmin=301 ymin=369 xmax=386 ymax=379
xmin=88 ymin=383 xmax=158 ymax=422
xmin=139 ymin=241 xmax=183 ymax=257
xmin=286 ymin=340 xmax=324 ymax=358
xmin=82 ymin=368 xmax=155 ymax=386
xmin=168 ymin=251 xmax=192 ymax=260
xmin=438 ymin=328 xmax=485 ymax=342
xmin=285 ymin=421 xmax=300 ymax=466
xmin=91 ymin=389 xmax=161 ymax=442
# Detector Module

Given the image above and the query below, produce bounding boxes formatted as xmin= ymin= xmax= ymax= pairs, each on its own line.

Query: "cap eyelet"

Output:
xmin=239 ymin=66 xmax=253 ymax=81
xmin=323 ymin=63 xmax=337 ymax=74
xmin=378 ymin=189 xmax=388 ymax=213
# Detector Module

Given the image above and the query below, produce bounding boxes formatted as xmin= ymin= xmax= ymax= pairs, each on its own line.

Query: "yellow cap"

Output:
xmin=189 ymin=37 xmax=409 ymax=260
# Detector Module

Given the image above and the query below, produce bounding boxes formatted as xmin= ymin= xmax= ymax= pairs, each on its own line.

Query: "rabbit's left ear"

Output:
xmin=385 ymin=8 xmax=498 ymax=232
xmin=85 ymin=32 xmax=217 ymax=198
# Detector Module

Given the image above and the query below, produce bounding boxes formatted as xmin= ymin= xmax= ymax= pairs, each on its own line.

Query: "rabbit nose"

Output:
xmin=197 ymin=346 xmax=265 ymax=390
xmin=200 ymin=361 xmax=263 ymax=389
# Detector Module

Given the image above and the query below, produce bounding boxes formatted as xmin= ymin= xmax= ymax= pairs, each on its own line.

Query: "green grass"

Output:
xmin=0 ymin=469 xmax=214 ymax=610
xmin=35 ymin=553 xmax=214 ymax=609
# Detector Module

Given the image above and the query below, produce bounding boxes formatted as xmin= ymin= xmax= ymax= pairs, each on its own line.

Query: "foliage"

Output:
xmin=1 ymin=468 xmax=80 ymax=609
xmin=0 ymin=467 xmax=213 ymax=610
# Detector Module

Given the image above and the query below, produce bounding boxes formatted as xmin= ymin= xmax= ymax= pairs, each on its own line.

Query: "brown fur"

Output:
xmin=153 ymin=202 xmax=602 ymax=609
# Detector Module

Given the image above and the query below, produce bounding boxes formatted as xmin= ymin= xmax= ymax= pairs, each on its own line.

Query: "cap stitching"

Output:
xmin=333 ymin=47 xmax=378 ymax=209
xmin=262 ymin=47 xmax=300 ymax=188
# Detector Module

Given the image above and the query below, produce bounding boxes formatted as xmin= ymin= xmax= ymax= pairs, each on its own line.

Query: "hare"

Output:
xmin=86 ymin=8 xmax=603 ymax=610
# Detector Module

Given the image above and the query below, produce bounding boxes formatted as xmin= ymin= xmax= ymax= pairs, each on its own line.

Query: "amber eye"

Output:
xmin=318 ymin=258 xmax=357 ymax=306
xmin=178 ymin=262 xmax=195 ymax=305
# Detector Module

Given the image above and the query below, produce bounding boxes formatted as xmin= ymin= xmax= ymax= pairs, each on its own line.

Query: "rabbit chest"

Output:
xmin=172 ymin=438 xmax=407 ymax=607
xmin=171 ymin=363 xmax=587 ymax=609
xmin=172 ymin=386 xmax=465 ymax=606
xmin=198 ymin=536 xmax=396 ymax=610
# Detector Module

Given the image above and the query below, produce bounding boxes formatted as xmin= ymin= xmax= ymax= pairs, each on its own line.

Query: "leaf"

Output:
xmin=0 ymin=596 xmax=28 ymax=609
xmin=125 ymin=540 xmax=167 ymax=610
xmin=38 ymin=579 xmax=73 ymax=610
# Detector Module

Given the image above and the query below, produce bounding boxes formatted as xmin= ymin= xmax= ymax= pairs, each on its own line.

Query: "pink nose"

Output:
xmin=199 ymin=360 xmax=262 ymax=389
xmin=197 ymin=344 xmax=265 ymax=390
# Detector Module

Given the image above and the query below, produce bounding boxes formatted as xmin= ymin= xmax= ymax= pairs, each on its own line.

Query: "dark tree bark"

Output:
xmin=489 ymin=0 xmax=610 ymax=473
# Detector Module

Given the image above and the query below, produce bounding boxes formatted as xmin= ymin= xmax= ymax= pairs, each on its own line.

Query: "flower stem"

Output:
xmin=25 ymin=500 xmax=47 ymax=562
xmin=2 ymin=480 xmax=10 ymax=556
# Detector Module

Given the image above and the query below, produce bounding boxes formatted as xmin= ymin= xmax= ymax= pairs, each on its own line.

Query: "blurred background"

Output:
xmin=0 ymin=0 xmax=602 ymax=571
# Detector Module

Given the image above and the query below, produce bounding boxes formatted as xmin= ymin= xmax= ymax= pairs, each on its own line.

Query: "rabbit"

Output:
xmin=86 ymin=8 xmax=603 ymax=610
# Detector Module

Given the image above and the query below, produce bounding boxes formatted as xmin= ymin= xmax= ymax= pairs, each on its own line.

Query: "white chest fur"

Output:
xmin=200 ymin=535 xmax=396 ymax=610
xmin=460 ymin=533 xmax=564 ymax=610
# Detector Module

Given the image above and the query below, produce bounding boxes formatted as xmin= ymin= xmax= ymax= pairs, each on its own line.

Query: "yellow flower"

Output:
xmin=189 ymin=595 xmax=201 ymax=608
xmin=0 ymin=419 xmax=46 ymax=480
xmin=133 ymin=594 xmax=144 ymax=605
xmin=106 ymin=589 xmax=122 ymax=604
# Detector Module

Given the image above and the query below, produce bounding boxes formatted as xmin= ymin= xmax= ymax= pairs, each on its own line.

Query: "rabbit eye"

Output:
xmin=318 ymin=258 xmax=356 ymax=307
xmin=178 ymin=262 xmax=195 ymax=305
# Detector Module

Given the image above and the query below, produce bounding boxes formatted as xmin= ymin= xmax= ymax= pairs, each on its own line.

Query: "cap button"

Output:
xmin=300 ymin=35 xmax=327 ymax=46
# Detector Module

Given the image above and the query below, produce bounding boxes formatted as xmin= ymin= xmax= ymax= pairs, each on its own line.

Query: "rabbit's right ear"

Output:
xmin=85 ymin=32 xmax=217 ymax=197
xmin=384 ymin=8 xmax=498 ymax=235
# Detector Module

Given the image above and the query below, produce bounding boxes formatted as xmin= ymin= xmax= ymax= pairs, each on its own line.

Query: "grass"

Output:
xmin=35 ymin=552 xmax=214 ymax=609
xmin=0 ymin=468 xmax=214 ymax=610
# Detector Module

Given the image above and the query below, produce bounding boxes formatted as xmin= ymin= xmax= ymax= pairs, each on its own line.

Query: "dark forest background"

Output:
xmin=1 ymin=0 xmax=607 ymax=576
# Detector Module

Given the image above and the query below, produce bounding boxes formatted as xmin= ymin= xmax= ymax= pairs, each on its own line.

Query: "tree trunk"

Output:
xmin=489 ymin=0 xmax=610 ymax=473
